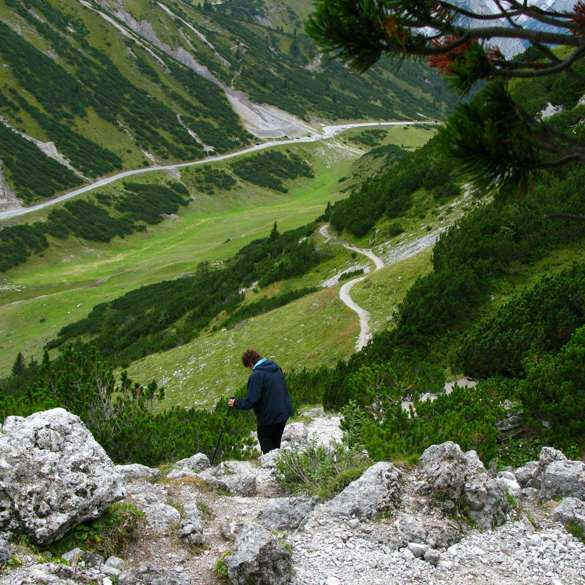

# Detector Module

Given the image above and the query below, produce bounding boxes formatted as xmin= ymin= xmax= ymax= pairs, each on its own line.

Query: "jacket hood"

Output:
xmin=254 ymin=359 xmax=279 ymax=373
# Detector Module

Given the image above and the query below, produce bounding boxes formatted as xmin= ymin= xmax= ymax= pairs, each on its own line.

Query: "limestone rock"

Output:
xmin=0 ymin=563 xmax=103 ymax=584
xmin=324 ymin=462 xmax=402 ymax=518
xmin=126 ymin=480 xmax=179 ymax=536
xmin=226 ymin=525 xmax=292 ymax=585
xmin=0 ymin=489 xmax=16 ymax=533
xmin=197 ymin=461 xmax=257 ymax=496
xmin=170 ymin=453 xmax=210 ymax=476
xmin=553 ymin=497 xmax=585 ymax=533
xmin=166 ymin=468 xmax=198 ymax=480
xmin=62 ymin=548 xmax=103 ymax=568
xmin=0 ymin=536 xmax=10 ymax=565
xmin=514 ymin=461 xmax=540 ymax=488
xmin=257 ymin=497 xmax=317 ymax=531
xmin=407 ymin=542 xmax=427 ymax=558
xmin=259 ymin=448 xmax=282 ymax=469
xmin=256 ymin=467 xmax=285 ymax=497
xmin=465 ymin=477 xmax=509 ymax=530
xmin=116 ymin=464 xmax=160 ymax=481
xmin=395 ymin=512 xmax=462 ymax=549
xmin=104 ymin=556 xmax=125 ymax=571
xmin=103 ymin=556 xmax=125 ymax=578
xmin=179 ymin=503 xmax=204 ymax=545
xmin=541 ymin=460 xmax=585 ymax=500
xmin=539 ymin=447 xmax=567 ymax=467
xmin=119 ymin=565 xmax=191 ymax=585
xmin=416 ymin=442 xmax=484 ymax=500
xmin=220 ymin=519 xmax=243 ymax=542
xmin=281 ymin=423 xmax=307 ymax=444
xmin=0 ymin=408 xmax=125 ymax=545
xmin=424 ymin=547 xmax=441 ymax=566
xmin=496 ymin=472 xmax=521 ymax=498
xmin=415 ymin=442 xmax=510 ymax=530
xmin=143 ymin=503 xmax=181 ymax=536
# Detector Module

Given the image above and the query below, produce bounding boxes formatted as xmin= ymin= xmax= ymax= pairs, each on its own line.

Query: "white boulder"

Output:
xmin=0 ymin=408 xmax=125 ymax=545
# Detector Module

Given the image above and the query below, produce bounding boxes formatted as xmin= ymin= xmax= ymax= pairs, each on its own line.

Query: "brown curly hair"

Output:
xmin=242 ymin=349 xmax=261 ymax=368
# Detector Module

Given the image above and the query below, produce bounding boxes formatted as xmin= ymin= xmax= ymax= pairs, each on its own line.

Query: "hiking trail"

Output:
xmin=319 ymin=224 xmax=384 ymax=351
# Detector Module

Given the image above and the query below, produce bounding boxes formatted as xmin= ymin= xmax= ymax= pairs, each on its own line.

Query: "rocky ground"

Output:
xmin=0 ymin=407 xmax=584 ymax=585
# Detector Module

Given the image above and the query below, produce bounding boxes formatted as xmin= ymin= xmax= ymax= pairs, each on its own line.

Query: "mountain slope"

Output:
xmin=0 ymin=0 xmax=455 ymax=207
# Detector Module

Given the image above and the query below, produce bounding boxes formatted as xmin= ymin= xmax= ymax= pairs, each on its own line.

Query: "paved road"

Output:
xmin=0 ymin=121 xmax=436 ymax=221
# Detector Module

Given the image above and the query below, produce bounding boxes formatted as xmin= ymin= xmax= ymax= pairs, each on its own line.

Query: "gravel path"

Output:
xmin=320 ymin=224 xmax=385 ymax=351
xmin=0 ymin=123 xmax=435 ymax=221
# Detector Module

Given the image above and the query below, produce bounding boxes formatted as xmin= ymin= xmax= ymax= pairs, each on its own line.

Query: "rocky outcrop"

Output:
xmin=0 ymin=408 xmax=125 ymax=545
xmin=179 ymin=502 xmax=204 ymax=545
xmin=513 ymin=447 xmax=585 ymax=501
xmin=0 ymin=536 xmax=10 ymax=565
xmin=0 ymin=563 xmax=104 ymax=585
xmin=197 ymin=460 xmax=258 ymax=496
xmin=553 ymin=497 xmax=585 ymax=533
xmin=167 ymin=453 xmax=210 ymax=480
xmin=324 ymin=462 xmax=402 ymax=518
xmin=116 ymin=464 xmax=160 ymax=481
xmin=257 ymin=497 xmax=317 ymax=531
xmin=395 ymin=512 xmax=462 ymax=550
xmin=415 ymin=442 xmax=510 ymax=530
xmin=541 ymin=460 xmax=585 ymax=500
xmin=226 ymin=525 xmax=293 ymax=585
xmin=2 ymin=400 xmax=585 ymax=585
xmin=125 ymin=481 xmax=179 ymax=536
xmin=119 ymin=565 xmax=191 ymax=585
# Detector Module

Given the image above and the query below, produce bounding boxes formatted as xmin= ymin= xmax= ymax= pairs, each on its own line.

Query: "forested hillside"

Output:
xmin=0 ymin=0 xmax=455 ymax=205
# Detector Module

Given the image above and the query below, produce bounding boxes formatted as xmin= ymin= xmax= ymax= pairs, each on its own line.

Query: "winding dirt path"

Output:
xmin=320 ymin=224 xmax=384 ymax=351
xmin=0 ymin=121 xmax=436 ymax=221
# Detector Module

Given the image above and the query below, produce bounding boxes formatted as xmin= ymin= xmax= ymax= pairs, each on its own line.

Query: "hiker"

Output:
xmin=228 ymin=350 xmax=293 ymax=454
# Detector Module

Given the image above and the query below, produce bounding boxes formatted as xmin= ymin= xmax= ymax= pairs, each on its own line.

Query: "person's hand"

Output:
xmin=228 ymin=398 xmax=236 ymax=408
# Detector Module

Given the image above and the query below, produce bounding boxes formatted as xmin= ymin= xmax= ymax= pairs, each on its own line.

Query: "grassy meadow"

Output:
xmin=0 ymin=140 xmax=357 ymax=373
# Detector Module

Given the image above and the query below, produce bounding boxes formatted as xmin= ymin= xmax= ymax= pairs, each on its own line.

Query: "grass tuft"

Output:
xmin=274 ymin=442 xmax=371 ymax=500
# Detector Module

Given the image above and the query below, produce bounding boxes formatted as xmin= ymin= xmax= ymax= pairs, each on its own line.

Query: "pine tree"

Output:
xmin=306 ymin=0 xmax=585 ymax=194
xmin=11 ymin=352 xmax=25 ymax=377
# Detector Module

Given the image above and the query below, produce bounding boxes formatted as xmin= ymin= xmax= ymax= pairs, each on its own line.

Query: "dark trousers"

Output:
xmin=257 ymin=421 xmax=287 ymax=454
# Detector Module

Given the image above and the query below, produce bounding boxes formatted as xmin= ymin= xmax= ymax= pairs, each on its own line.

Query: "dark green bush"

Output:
xmin=519 ymin=326 xmax=585 ymax=443
xmin=0 ymin=345 xmax=255 ymax=466
xmin=395 ymin=267 xmax=486 ymax=344
xmin=455 ymin=263 xmax=585 ymax=378
xmin=231 ymin=151 xmax=313 ymax=192
xmin=341 ymin=379 xmax=509 ymax=464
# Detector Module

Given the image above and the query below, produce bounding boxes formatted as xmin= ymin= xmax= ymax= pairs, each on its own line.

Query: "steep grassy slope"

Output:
xmin=127 ymin=286 xmax=357 ymax=410
xmin=0 ymin=0 xmax=455 ymax=204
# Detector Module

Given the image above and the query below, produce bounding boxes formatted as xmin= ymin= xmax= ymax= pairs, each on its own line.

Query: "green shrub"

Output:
xmin=275 ymin=442 xmax=370 ymax=500
xmin=231 ymin=150 xmax=313 ymax=192
xmin=455 ymin=264 xmax=585 ymax=378
xmin=47 ymin=502 xmax=145 ymax=558
xmin=0 ymin=345 xmax=255 ymax=466
xmin=566 ymin=520 xmax=585 ymax=545
xmin=395 ymin=267 xmax=486 ymax=344
xmin=341 ymin=379 xmax=510 ymax=464
xmin=214 ymin=551 xmax=232 ymax=582
xmin=338 ymin=269 xmax=364 ymax=281
xmin=387 ymin=223 xmax=405 ymax=238
xmin=518 ymin=326 xmax=585 ymax=445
